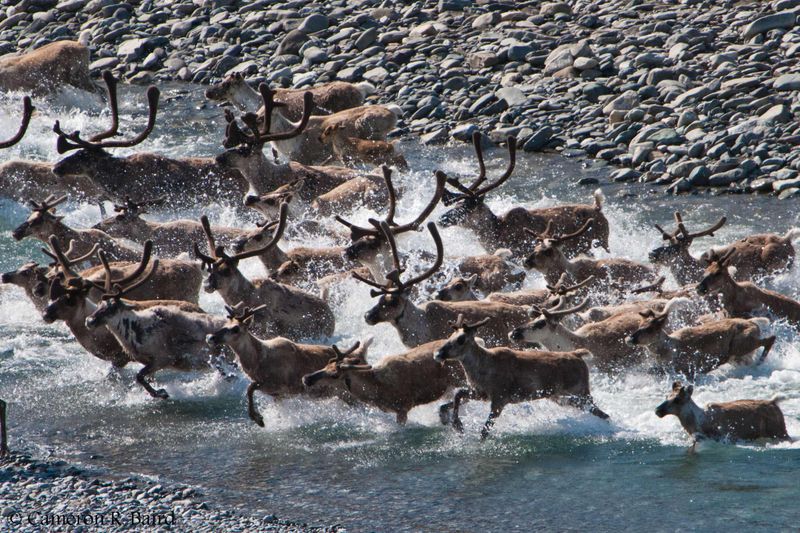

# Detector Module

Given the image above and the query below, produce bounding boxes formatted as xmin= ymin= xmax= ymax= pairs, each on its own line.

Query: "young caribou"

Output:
xmin=257 ymin=82 xmax=397 ymax=166
xmin=318 ymin=123 xmax=407 ymax=169
xmin=697 ymin=251 xmax=800 ymax=325
xmin=434 ymin=315 xmax=609 ymax=439
xmin=195 ymin=203 xmax=335 ymax=339
xmin=655 ymin=382 xmax=790 ymax=446
xmin=207 ymin=304 xmax=372 ymax=427
xmin=437 ymin=132 xmax=610 ymax=257
xmin=84 ymin=253 xmax=231 ymax=399
xmin=302 ymin=339 xmax=466 ymax=425
xmin=355 ymin=221 xmax=529 ymax=348
xmin=625 ymin=298 xmax=774 ymax=377
xmin=523 ymin=219 xmax=654 ymax=288
xmin=700 ymin=228 xmax=800 ymax=280
xmin=51 ymin=71 xmax=246 ymax=209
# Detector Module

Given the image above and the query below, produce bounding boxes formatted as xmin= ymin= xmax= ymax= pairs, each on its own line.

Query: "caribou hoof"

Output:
xmin=250 ymin=413 xmax=265 ymax=427
xmin=438 ymin=405 xmax=451 ymax=426
xmin=155 ymin=389 xmax=169 ymax=400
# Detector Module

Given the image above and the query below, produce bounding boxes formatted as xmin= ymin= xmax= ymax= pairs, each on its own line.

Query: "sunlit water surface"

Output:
xmin=0 ymin=84 xmax=799 ymax=531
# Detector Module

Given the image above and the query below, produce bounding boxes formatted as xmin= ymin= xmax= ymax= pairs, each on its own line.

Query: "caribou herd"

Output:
xmin=1 ymin=56 xmax=799 ymax=455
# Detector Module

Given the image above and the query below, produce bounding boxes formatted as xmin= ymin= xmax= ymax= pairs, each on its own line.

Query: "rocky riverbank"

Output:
xmin=4 ymin=0 xmax=800 ymax=197
xmin=0 ymin=453 xmax=339 ymax=532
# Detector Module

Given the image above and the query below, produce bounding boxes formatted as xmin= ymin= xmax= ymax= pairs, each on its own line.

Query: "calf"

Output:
xmin=655 ymin=382 xmax=790 ymax=445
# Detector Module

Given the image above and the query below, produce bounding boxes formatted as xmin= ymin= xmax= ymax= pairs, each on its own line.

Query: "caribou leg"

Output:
xmin=247 ymin=382 xmax=264 ymax=427
xmin=563 ymin=394 xmax=610 ymax=420
xmin=0 ymin=399 xmax=8 ymax=457
xmin=758 ymin=335 xmax=776 ymax=364
xmin=480 ymin=401 xmax=505 ymax=440
xmin=136 ymin=364 xmax=169 ymax=399
xmin=447 ymin=388 xmax=479 ymax=433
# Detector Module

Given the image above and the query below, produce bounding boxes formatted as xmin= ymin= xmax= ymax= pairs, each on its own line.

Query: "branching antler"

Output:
xmin=195 ymin=202 xmax=288 ymax=268
xmin=442 ymin=134 xmax=517 ymax=206
xmin=448 ymin=313 xmax=491 ymax=331
xmin=336 ymin=169 xmax=446 ymax=241
xmin=655 ymin=212 xmax=727 ymax=245
xmin=352 ymin=222 xmax=444 ymax=296
xmin=223 ymin=86 xmax=313 ymax=148
xmin=53 ymin=71 xmax=160 ymax=154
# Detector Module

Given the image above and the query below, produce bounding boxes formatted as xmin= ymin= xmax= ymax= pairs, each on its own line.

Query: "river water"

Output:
xmin=0 ymin=84 xmax=798 ymax=531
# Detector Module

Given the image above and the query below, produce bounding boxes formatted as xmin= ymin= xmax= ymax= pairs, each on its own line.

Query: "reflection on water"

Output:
xmin=0 ymin=84 xmax=799 ymax=531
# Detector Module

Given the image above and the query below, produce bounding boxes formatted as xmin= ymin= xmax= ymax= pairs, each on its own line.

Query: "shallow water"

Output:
xmin=0 ymin=84 xmax=799 ymax=531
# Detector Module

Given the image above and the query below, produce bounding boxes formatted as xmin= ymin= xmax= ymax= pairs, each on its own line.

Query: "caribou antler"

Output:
xmin=442 ymin=135 xmax=517 ymax=205
xmin=0 ymin=95 xmax=34 ymax=149
xmin=223 ymin=89 xmax=313 ymax=148
xmin=353 ymin=222 xmax=444 ymax=296
xmin=195 ymin=202 xmax=289 ymax=267
xmin=54 ymin=73 xmax=160 ymax=154
xmin=336 ymin=169 xmax=446 ymax=241
xmin=655 ymin=212 xmax=727 ymax=244
xmin=331 ymin=341 xmax=362 ymax=362
xmin=225 ymin=302 xmax=268 ymax=322
xmin=28 ymin=194 xmax=68 ymax=213
xmin=534 ymin=297 xmax=590 ymax=320
xmin=448 ymin=313 xmax=491 ymax=331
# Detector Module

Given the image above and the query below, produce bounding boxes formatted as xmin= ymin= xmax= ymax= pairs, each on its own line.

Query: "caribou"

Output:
xmin=509 ymin=297 xmax=655 ymax=372
xmin=655 ymin=382 xmax=790 ymax=447
xmin=84 ymin=252 xmax=232 ymax=399
xmin=651 ymin=212 xmax=799 ymax=283
xmin=93 ymin=196 xmax=260 ymax=258
xmin=51 ymin=71 xmax=247 ymax=210
xmin=523 ymin=219 xmax=654 ymax=288
xmin=438 ymin=133 xmax=609 ymax=257
xmin=626 ymin=298 xmax=774 ymax=377
xmin=195 ymin=203 xmax=335 ymax=339
xmin=207 ymin=304 xmax=372 ymax=426
xmin=697 ymin=251 xmax=800 ymax=325
xmin=435 ymin=315 xmax=609 ymax=439
xmin=206 ymin=72 xmax=368 ymax=118
xmin=43 ymin=238 xmax=202 ymax=368
xmin=12 ymin=195 xmax=142 ymax=263
xmin=0 ymin=41 xmax=97 ymax=96
xmin=318 ymin=123 xmax=407 ymax=169
xmin=355 ymin=221 xmax=529 ymax=348
xmin=216 ymin=88 xmax=384 ymax=209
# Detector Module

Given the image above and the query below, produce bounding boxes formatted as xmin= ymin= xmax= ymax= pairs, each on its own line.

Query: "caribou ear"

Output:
xmin=672 ymin=381 xmax=683 ymax=392
xmin=684 ymin=385 xmax=694 ymax=398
